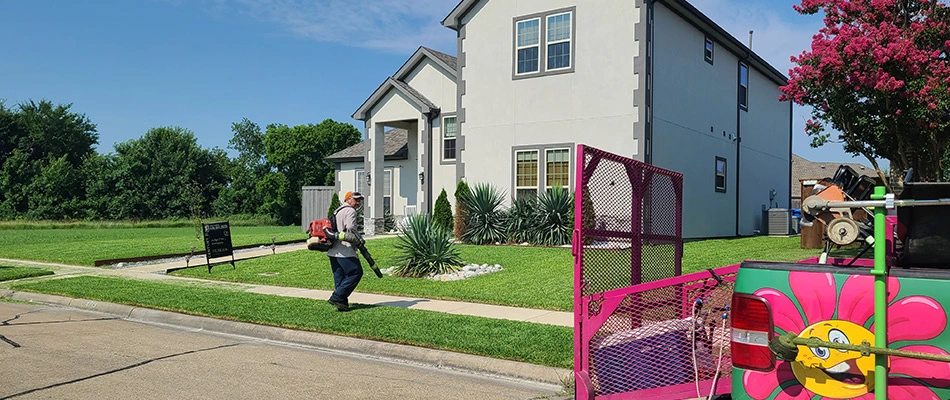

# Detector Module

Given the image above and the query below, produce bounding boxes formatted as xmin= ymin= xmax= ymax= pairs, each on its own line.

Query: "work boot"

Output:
xmin=327 ymin=299 xmax=350 ymax=312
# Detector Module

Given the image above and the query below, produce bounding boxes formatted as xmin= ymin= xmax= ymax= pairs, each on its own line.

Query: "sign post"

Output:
xmin=202 ymin=221 xmax=235 ymax=273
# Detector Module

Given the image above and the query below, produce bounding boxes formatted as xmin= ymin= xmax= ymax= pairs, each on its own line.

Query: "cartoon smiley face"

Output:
xmin=790 ymin=320 xmax=884 ymax=399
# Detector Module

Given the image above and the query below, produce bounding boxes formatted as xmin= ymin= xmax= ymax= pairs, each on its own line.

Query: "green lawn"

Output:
xmin=10 ymin=276 xmax=573 ymax=369
xmin=0 ymin=266 xmax=53 ymax=282
xmin=173 ymin=235 xmax=826 ymax=312
xmin=0 ymin=226 xmax=306 ymax=266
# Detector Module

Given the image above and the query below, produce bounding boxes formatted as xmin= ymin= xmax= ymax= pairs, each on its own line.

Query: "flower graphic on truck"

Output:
xmin=741 ymin=272 xmax=950 ymax=399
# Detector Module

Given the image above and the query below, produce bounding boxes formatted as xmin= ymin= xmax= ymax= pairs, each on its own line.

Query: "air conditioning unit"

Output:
xmin=766 ymin=208 xmax=792 ymax=236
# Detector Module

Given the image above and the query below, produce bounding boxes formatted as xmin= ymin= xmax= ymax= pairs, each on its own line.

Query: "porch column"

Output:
xmin=418 ymin=115 xmax=429 ymax=214
xmin=364 ymin=122 xmax=386 ymax=235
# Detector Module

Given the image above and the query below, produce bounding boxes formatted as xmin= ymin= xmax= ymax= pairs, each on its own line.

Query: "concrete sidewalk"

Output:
xmin=0 ymin=238 xmax=574 ymax=328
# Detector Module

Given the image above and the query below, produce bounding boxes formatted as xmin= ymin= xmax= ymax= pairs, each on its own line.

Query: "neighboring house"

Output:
xmin=790 ymin=154 xmax=874 ymax=208
xmin=334 ymin=0 xmax=792 ymax=238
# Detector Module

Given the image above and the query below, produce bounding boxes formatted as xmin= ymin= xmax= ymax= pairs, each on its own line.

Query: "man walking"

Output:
xmin=327 ymin=191 xmax=365 ymax=312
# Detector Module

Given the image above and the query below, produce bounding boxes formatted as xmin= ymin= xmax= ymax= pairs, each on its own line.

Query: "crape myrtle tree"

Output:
xmin=782 ymin=0 xmax=950 ymax=185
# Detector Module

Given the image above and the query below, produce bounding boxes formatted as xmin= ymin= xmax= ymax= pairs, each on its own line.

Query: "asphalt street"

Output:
xmin=0 ymin=302 xmax=564 ymax=400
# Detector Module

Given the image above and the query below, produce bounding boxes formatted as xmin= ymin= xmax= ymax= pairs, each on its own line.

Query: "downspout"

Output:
xmin=736 ymin=54 xmax=749 ymax=237
xmin=788 ymin=100 xmax=793 ymax=208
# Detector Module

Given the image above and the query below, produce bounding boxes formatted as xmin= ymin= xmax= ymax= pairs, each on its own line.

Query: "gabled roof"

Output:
xmin=394 ymin=47 xmax=457 ymax=81
xmin=441 ymin=0 xmax=788 ymax=86
xmin=351 ymin=77 xmax=439 ymax=121
xmin=325 ymin=129 xmax=409 ymax=163
xmin=791 ymin=154 xmax=874 ymax=198
xmin=442 ymin=0 xmax=477 ymax=30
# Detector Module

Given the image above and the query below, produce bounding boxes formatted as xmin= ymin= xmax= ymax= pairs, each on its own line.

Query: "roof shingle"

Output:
xmin=325 ymin=129 xmax=409 ymax=162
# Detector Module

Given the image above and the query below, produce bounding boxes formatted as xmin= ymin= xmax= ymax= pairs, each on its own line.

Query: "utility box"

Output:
xmin=766 ymin=208 xmax=792 ymax=236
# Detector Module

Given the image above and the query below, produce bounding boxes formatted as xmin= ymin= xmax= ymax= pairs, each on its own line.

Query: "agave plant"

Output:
xmin=392 ymin=213 xmax=464 ymax=278
xmin=530 ymin=186 xmax=573 ymax=246
xmin=507 ymin=195 xmax=536 ymax=244
xmin=461 ymin=183 xmax=509 ymax=245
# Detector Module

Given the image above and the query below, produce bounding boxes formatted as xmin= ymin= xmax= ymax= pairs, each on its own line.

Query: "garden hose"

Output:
xmin=769 ymin=332 xmax=950 ymax=363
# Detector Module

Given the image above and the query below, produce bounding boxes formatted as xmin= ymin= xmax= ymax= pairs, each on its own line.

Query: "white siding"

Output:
xmin=460 ymin=0 xmax=641 ymax=204
xmin=404 ymin=59 xmax=457 ymax=114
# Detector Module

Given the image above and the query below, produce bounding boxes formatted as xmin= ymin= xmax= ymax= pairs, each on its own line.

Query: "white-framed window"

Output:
xmin=704 ymin=37 xmax=714 ymax=65
xmin=355 ymin=168 xmax=393 ymax=213
xmin=545 ymin=148 xmax=570 ymax=191
xmin=443 ymin=116 xmax=457 ymax=161
xmin=739 ymin=63 xmax=749 ymax=111
xmin=515 ymin=150 xmax=539 ymax=198
xmin=715 ymin=157 xmax=727 ymax=193
xmin=546 ymin=12 xmax=572 ymax=70
xmin=516 ymin=18 xmax=541 ymax=74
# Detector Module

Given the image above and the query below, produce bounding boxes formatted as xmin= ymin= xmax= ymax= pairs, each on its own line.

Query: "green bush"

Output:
xmin=433 ymin=189 xmax=453 ymax=233
xmin=507 ymin=195 xmax=536 ymax=244
xmin=582 ymin=186 xmax=596 ymax=245
xmin=392 ymin=214 xmax=464 ymax=278
xmin=384 ymin=207 xmax=396 ymax=232
xmin=453 ymin=180 xmax=471 ymax=240
xmin=327 ymin=192 xmax=341 ymax=219
xmin=530 ymin=186 xmax=573 ymax=246
xmin=461 ymin=183 xmax=508 ymax=245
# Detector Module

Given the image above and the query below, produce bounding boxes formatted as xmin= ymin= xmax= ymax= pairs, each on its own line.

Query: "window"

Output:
xmin=355 ymin=168 xmax=393 ymax=213
xmin=516 ymin=18 xmax=540 ymax=74
xmin=514 ymin=9 xmax=573 ymax=78
xmin=547 ymin=13 xmax=572 ymax=70
xmin=739 ymin=64 xmax=749 ymax=111
xmin=515 ymin=150 xmax=539 ymax=198
xmin=704 ymin=37 xmax=714 ymax=65
xmin=545 ymin=148 xmax=570 ymax=190
xmin=443 ymin=116 xmax=457 ymax=161
xmin=715 ymin=157 xmax=727 ymax=193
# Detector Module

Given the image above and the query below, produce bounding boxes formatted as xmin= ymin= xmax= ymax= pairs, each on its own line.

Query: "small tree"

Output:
xmin=434 ymin=189 xmax=454 ymax=233
xmin=453 ymin=180 xmax=471 ymax=240
xmin=327 ymin=192 xmax=341 ymax=219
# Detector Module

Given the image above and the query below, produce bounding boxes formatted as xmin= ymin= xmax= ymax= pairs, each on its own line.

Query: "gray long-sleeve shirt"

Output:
xmin=327 ymin=205 xmax=360 ymax=258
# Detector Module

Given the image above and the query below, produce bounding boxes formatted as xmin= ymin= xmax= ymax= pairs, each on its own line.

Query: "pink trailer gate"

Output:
xmin=573 ymin=145 xmax=737 ymax=399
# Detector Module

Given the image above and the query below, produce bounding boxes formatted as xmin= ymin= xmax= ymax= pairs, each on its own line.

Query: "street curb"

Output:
xmin=0 ymin=289 xmax=571 ymax=390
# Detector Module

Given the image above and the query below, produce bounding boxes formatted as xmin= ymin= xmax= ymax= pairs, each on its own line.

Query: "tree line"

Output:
xmin=0 ymin=100 xmax=361 ymax=225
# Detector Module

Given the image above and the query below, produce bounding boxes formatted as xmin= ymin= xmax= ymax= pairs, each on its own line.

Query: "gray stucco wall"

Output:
xmin=738 ymin=68 xmax=792 ymax=235
xmin=458 ymin=0 xmax=642 ymax=204
xmin=651 ymin=2 xmax=790 ymax=237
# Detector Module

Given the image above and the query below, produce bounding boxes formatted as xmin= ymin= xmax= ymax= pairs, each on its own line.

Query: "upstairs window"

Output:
xmin=739 ymin=64 xmax=749 ymax=111
xmin=547 ymin=13 xmax=572 ymax=70
xmin=443 ymin=116 xmax=457 ymax=161
xmin=516 ymin=18 xmax=540 ymax=74
xmin=704 ymin=37 xmax=714 ymax=65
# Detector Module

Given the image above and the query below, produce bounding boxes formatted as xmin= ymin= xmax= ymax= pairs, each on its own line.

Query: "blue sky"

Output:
xmin=0 ymin=0 xmax=884 ymax=168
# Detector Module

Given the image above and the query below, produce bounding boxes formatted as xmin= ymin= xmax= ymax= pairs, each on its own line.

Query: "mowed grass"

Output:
xmin=0 ymin=266 xmax=53 ymax=282
xmin=0 ymin=226 xmax=306 ymax=266
xmin=173 ymin=235 xmax=826 ymax=312
xmin=10 ymin=276 xmax=573 ymax=369
xmin=176 ymin=237 xmax=575 ymax=311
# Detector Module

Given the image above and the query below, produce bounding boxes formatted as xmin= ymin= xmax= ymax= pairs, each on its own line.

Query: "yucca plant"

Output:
xmin=461 ymin=183 xmax=509 ymax=245
xmin=530 ymin=186 xmax=573 ymax=246
xmin=507 ymin=195 xmax=536 ymax=244
xmin=392 ymin=213 xmax=464 ymax=278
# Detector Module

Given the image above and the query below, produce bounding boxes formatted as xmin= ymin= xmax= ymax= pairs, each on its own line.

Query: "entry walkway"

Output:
xmin=0 ymin=238 xmax=573 ymax=328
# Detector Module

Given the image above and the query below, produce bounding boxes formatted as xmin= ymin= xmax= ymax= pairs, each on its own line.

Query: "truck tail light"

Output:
xmin=731 ymin=293 xmax=775 ymax=372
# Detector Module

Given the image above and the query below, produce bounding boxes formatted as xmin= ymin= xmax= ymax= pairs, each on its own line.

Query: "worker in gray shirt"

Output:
xmin=326 ymin=191 xmax=365 ymax=312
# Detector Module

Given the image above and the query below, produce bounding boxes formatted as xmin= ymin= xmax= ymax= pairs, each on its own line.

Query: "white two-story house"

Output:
xmin=328 ymin=0 xmax=792 ymax=238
